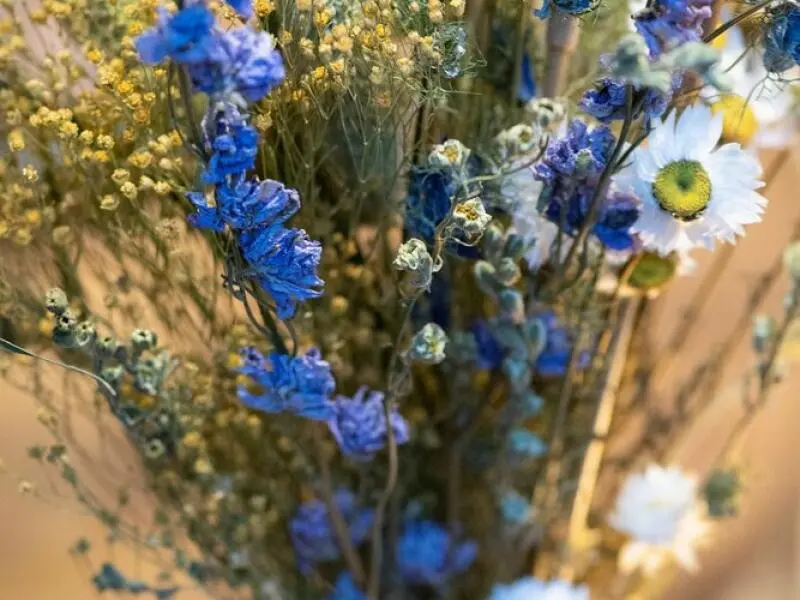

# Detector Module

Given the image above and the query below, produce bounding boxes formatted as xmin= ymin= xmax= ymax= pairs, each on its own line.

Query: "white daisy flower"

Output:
xmin=610 ymin=464 xmax=710 ymax=574
xmin=488 ymin=577 xmax=590 ymax=600
xmin=614 ymin=105 xmax=766 ymax=255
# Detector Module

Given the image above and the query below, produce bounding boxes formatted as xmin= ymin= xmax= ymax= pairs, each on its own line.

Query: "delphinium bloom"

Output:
xmin=533 ymin=120 xmax=640 ymax=253
xmin=328 ymin=572 xmax=365 ymax=600
xmin=580 ymin=77 xmax=671 ymax=125
xmin=186 ymin=26 xmax=285 ymax=102
xmin=136 ymin=2 xmax=323 ymax=320
xmin=614 ymin=105 xmax=766 ymax=254
xmin=135 ymin=5 xmax=216 ymax=64
xmin=763 ymin=4 xmax=800 ymax=74
xmin=327 ymin=387 xmax=410 ymax=461
xmin=290 ymin=491 xmax=375 ymax=574
xmin=396 ymin=521 xmax=478 ymax=588
xmin=610 ymin=464 xmax=710 ymax=573
xmin=487 ymin=577 xmax=589 ymax=600
xmin=633 ymin=0 xmax=712 ymax=58
xmin=582 ymin=0 xmax=712 ymax=124
xmin=405 ymin=167 xmax=460 ymax=243
xmin=237 ymin=347 xmax=335 ymax=420
xmin=535 ymin=310 xmax=591 ymax=377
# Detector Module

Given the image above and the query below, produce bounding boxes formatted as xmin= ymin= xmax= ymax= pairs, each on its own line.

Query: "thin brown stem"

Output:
xmin=542 ymin=10 xmax=580 ymax=98
xmin=313 ymin=429 xmax=367 ymax=586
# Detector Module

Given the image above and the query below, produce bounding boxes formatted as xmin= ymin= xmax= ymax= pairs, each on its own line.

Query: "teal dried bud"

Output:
xmin=495 ymin=257 xmax=521 ymax=287
xmin=752 ymin=315 xmax=776 ymax=353
xmin=608 ymin=35 xmax=671 ymax=92
xmin=428 ymin=139 xmax=471 ymax=169
xmin=53 ymin=309 xmax=78 ymax=347
xmin=518 ymin=391 xmax=544 ymax=416
xmin=474 ymin=261 xmax=501 ymax=296
xmin=101 ymin=365 xmax=125 ymax=389
xmin=74 ymin=321 xmax=97 ymax=349
xmin=499 ymin=289 xmax=525 ymax=323
xmin=525 ymin=98 xmax=566 ymax=129
xmin=481 ymin=224 xmax=505 ymax=258
xmin=394 ymin=238 xmax=438 ymax=292
xmin=502 ymin=357 xmax=532 ymax=393
xmin=509 ymin=429 xmax=546 ymax=457
xmin=504 ymin=234 xmax=526 ymax=262
xmin=134 ymin=353 xmax=169 ymax=396
xmin=131 ymin=329 xmax=158 ymax=353
xmin=783 ymin=241 xmax=800 ymax=280
xmin=95 ymin=334 xmax=123 ymax=361
xmin=405 ymin=323 xmax=448 ymax=365
xmin=666 ymin=42 xmax=731 ymax=92
xmin=447 ymin=331 xmax=479 ymax=364
xmin=45 ymin=288 xmax=69 ymax=316
xmin=452 ymin=198 xmax=492 ymax=240
xmin=703 ymin=468 xmax=741 ymax=518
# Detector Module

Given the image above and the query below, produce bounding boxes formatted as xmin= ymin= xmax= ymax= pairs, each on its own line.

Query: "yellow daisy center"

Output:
xmin=652 ymin=160 xmax=712 ymax=222
xmin=628 ymin=252 xmax=677 ymax=290
xmin=711 ymin=94 xmax=758 ymax=146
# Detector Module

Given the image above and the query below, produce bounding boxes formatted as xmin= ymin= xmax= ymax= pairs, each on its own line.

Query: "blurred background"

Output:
xmin=2 ymin=147 xmax=800 ymax=599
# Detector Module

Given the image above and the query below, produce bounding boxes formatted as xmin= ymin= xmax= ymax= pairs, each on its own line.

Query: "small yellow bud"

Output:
xmin=96 ymin=134 xmax=115 ymax=149
xmin=92 ymin=150 xmax=111 ymax=163
xmin=78 ymin=130 xmax=94 ymax=145
xmin=86 ymin=48 xmax=103 ymax=63
xmin=8 ymin=128 xmax=25 ymax=151
xmin=120 ymin=181 xmax=138 ymax=200
xmin=112 ymin=168 xmax=131 ymax=184
xmin=154 ymin=181 xmax=172 ymax=195
xmin=100 ymin=194 xmax=119 ymax=210
xmin=24 ymin=209 xmax=42 ymax=225
xmin=139 ymin=175 xmax=155 ymax=189
xmin=22 ymin=165 xmax=39 ymax=182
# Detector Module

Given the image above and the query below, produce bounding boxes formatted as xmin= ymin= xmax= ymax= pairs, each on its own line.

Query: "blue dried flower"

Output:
xmin=518 ymin=53 xmax=537 ymax=103
xmin=396 ymin=521 xmax=478 ymax=588
xmin=328 ymin=387 xmax=410 ymax=461
xmin=328 ymin=573 xmax=365 ymax=600
xmin=633 ymin=0 xmax=712 ymax=58
xmin=135 ymin=5 xmax=215 ymax=65
xmin=472 ymin=321 xmax=504 ymax=370
xmin=238 ymin=347 xmax=334 ymax=419
xmin=763 ymin=6 xmax=800 ymax=73
xmin=225 ymin=0 xmax=253 ymax=18
xmin=579 ymin=78 xmax=669 ymax=125
xmin=202 ymin=109 xmax=259 ymax=184
xmin=405 ymin=167 xmax=459 ymax=242
xmin=240 ymin=225 xmax=324 ymax=319
xmin=534 ymin=311 xmax=590 ymax=377
xmin=544 ymin=188 xmax=639 ymax=252
xmin=534 ymin=119 xmax=638 ymax=251
xmin=187 ymin=26 xmax=285 ymax=103
xmin=188 ymin=179 xmax=300 ymax=232
xmin=290 ymin=491 xmax=374 ymax=573
xmin=535 ymin=0 xmax=599 ymax=19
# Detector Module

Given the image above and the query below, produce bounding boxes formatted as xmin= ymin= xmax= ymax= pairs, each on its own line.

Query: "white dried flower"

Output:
xmin=610 ymin=464 xmax=710 ymax=574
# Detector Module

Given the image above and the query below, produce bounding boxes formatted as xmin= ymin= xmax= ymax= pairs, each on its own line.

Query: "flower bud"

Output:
xmin=45 ymin=287 xmax=68 ymax=315
xmin=452 ymin=198 xmax=492 ymax=239
xmin=405 ymin=323 xmax=448 ymax=364
xmin=783 ymin=241 xmax=800 ymax=281
xmin=428 ymin=139 xmax=470 ymax=169
xmin=393 ymin=238 xmax=437 ymax=292
xmin=131 ymin=329 xmax=158 ymax=353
